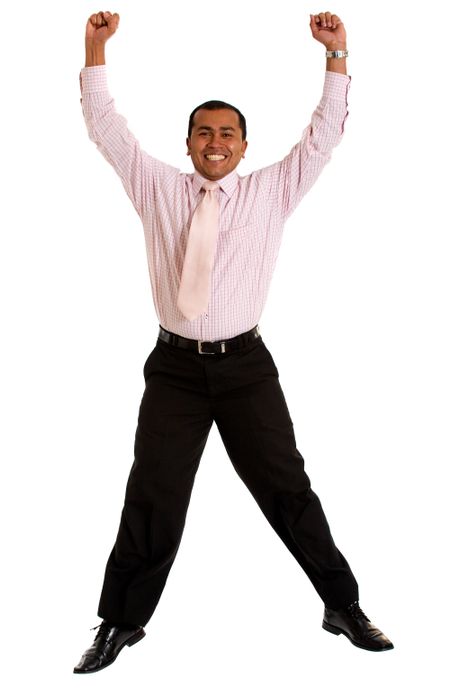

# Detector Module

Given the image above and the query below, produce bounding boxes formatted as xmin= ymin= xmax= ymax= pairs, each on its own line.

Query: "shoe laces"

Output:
xmin=347 ymin=601 xmax=370 ymax=622
xmin=90 ymin=621 xmax=111 ymax=640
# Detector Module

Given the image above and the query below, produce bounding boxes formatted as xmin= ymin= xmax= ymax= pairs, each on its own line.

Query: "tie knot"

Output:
xmin=202 ymin=181 xmax=220 ymax=192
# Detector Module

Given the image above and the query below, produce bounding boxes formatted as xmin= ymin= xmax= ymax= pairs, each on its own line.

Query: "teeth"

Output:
xmin=205 ymin=155 xmax=226 ymax=161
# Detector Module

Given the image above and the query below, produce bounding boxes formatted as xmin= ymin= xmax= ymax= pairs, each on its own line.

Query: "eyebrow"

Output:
xmin=196 ymin=125 xmax=236 ymax=132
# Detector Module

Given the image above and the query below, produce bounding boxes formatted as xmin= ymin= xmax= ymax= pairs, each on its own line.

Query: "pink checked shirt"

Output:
xmin=80 ymin=66 xmax=351 ymax=341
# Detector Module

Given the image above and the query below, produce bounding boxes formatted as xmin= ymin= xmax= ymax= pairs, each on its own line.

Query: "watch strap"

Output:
xmin=325 ymin=49 xmax=349 ymax=58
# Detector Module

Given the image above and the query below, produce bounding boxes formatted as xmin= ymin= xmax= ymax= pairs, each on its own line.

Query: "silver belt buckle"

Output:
xmin=198 ymin=340 xmax=215 ymax=354
xmin=197 ymin=340 xmax=226 ymax=354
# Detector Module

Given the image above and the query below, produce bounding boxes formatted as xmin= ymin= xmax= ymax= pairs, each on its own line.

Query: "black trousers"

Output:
xmin=97 ymin=328 xmax=358 ymax=626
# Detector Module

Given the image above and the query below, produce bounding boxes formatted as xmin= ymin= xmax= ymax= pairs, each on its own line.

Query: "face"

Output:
xmin=186 ymin=108 xmax=248 ymax=181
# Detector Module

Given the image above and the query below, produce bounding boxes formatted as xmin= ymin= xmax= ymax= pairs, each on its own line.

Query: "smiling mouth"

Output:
xmin=205 ymin=154 xmax=227 ymax=161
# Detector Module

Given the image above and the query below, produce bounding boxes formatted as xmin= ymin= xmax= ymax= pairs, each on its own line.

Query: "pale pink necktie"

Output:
xmin=177 ymin=181 xmax=220 ymax=321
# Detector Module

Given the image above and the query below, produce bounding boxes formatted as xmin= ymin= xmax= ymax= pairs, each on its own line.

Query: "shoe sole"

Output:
xmin=73 ymin=628 xmax=146 ymax=674
xmin=322 ymin=621 xmax=394 ymax=652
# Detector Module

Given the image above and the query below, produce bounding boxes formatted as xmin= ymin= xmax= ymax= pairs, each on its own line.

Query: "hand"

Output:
xmin=309 ymin=11 xmax=346 ymax=48
xmin=85 ymin=10 xmax=120 ymax=45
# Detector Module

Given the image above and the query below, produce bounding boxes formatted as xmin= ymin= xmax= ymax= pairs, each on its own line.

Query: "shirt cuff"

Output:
xmin=79 ymin=65 xmax=108 ymax=94
xmin=323 ymin=70 xmax=351 ymax=100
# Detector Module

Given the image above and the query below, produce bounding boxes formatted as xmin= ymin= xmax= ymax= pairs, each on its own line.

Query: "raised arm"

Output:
xmin=80 ymin=11 xmax=179 ymax=218
xmin=255 ymin=11 xmax=350 ymax=221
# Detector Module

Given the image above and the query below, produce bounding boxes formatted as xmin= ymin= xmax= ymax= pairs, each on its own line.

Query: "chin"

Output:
xmin=203 ymin=171 xmax=225 ymax=180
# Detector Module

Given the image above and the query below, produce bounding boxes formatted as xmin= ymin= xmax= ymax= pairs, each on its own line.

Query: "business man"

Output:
xmin=74 ymin=9 xmax=393 ymax=674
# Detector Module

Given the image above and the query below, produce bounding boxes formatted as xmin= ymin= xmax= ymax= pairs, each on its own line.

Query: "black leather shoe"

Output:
xmin=73 ymin=621 xmax=146 ymax=674
xmin=322 ymin=601 xmax=394 ymax=652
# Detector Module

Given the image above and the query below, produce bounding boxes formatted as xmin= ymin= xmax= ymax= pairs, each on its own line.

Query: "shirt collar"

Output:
xmin=192 ymin=170 xmax=239 ymax=199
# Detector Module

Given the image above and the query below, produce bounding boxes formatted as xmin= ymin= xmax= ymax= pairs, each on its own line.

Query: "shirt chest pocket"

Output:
xmin=216 ymin=224 xmax=260 ymax=270
xmin=219 ymin=224 xmax=250 ymax=250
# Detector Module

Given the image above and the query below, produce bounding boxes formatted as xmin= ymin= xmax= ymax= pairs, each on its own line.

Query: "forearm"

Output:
xmin=85 ymin=42 xmax=106 ymax=67
xmin=79 ymin=66 xmax=140 ymax=211
xmin=79 ymin=64 xmax=180 ymax=217
xmin=263 ymin=70 xmax=350 ymax=219
xmin=325 ymin=41 xmax=347 ymax=75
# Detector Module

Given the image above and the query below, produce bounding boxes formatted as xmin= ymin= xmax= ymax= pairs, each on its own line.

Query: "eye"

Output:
xmin=222 ymin=133 xmax=233 ymax=138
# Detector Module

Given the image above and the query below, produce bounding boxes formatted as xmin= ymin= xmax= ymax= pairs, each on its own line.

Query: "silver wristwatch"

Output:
xmin=325 ymin=49 xmax=348 ymax=58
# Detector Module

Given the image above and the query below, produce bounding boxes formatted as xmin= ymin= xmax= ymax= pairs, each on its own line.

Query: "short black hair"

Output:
xmin=188 ymin=100 xmax=247 ymax=141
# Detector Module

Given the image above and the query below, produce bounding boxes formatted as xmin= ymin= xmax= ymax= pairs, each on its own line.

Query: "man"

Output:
xmin=74 ymin=9 xmax=393 ymax=675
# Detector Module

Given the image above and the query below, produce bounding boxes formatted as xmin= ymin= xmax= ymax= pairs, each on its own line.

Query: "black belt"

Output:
xmin=158 ymin=325 xmax=261 ymax=354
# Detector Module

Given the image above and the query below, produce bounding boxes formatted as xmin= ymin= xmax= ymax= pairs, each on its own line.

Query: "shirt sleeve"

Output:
xmin=79 ymin=65 xmax=180 ymax=218
xmin=255 ymin=71 xmax=351 ymax=221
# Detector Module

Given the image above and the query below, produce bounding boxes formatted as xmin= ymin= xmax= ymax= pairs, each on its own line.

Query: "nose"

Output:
xmin=209 ymin=132 xmax=223 ymax=147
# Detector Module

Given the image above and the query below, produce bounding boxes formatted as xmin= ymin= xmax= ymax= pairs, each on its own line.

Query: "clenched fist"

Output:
xmin=309 ymin=11 xmax=346 ymax=47
xmin=85 ymin=10 xmax=120 ymax=45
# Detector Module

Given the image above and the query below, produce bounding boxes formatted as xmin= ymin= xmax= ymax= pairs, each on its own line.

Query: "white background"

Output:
xmin=0 ymin=0 xmax=449 ymax=693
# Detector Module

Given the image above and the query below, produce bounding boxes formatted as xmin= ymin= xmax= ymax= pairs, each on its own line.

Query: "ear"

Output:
xmin=241 ymin=140 xmax=248 ymax=158
xmin=186 ymin=136 xmax=191 ymax=155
